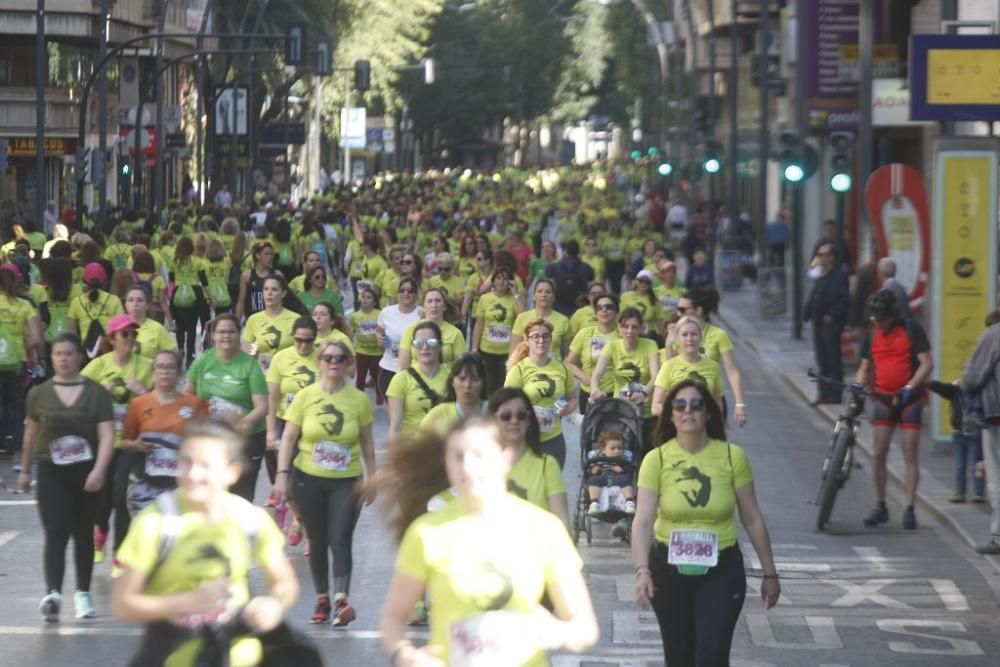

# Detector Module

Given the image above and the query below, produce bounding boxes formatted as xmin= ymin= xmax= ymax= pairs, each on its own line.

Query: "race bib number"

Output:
xmin=113 ymin=403 xmax=128 ymax=432
xmin=486 ymin=324 xmax=511 ymax=344
xmin=208 ymin=397 xmax=245 ymax=419
xmin=259 ymin=353 xmax=273 ymax=373
xmin=661 ymin=295 xmax=679 ymax=313
xmin=589 ymin=336 xmax=608 ymax=358
xmin=668 ymin=529 xmax=719 ymax=575
xmin=533 ymin=405 xmax=557 ymax=434
xmin=449 ymin=611 xmax=538 ymax=667
xmin=49 ymin=435 xmax=94 ymax=466
xmin=145 ymin=446 xmax=179 ymax=477
xmin=312 ymin=441 xmax=351 ymax=471
xmin=359 ymin=320 xmax=377 ymax=336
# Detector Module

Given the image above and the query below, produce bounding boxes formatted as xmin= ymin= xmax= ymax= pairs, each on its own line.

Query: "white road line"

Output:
xmin=745 ymin=615 xmax=843 ymax=649
xmin=853 ymin=546 xmax=891 ymax=572
xmin=0 ymin=624 xmax=428 ymax=641
xmin=0 ymin=531 xmax=18 ymax=549
xmin=771 ymin=543 xmax=819 ymax=550
xmin=746 ymin=554 xmax=832 ymax=573
xmin=929 ymin=579 xmax=971 ymax=611
xmin=0 ymin=499 xmax=36 ymax=506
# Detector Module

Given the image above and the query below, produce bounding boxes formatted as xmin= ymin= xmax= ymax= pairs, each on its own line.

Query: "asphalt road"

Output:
xmin=1 ymin=331 xmax=998 ymax=666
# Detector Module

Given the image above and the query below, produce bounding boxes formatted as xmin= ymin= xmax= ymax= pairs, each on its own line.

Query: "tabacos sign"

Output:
xmin=6 ymin=137 xmax=77 ymax=157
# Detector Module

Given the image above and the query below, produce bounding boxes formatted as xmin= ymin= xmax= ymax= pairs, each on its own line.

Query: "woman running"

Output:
xmin=652 ymin=316 xmax=724 ymax=415
xmin=242 ymin=275 xmax=299 ymax=374
xmin=505 ymin=319 xmax=577 ymax=468
xmin=297 ymin=264 xmax=342 ymax=312
xmin=510 ymin=279 xmax=572 ymax=360
xmin=418 ymin=353 xmax=489 ymax=435
xmin=20 ymin=333 xmax=115 ymax=621
xmin=387 ymin=320 xmax=449 ymax=443
xmin=350 ymin=285 xmax=382 ymax=403
xmin=169 ymin=237 xmax=207 ymax=366
xmin=274 ymin=340 xmax=376 ymax=627
xmin=470 ymin=267 xmax=519 ymax=394
xmin=113 ymin=419 xmax=299 ymax=666
xmin=375 ymin=276 xmax=421 ymax=395
xmin=67 ymin=262 xmax=123 ymax=360
xmin=566 ymin=293 xmax=620 ymax=415
xmin=569 ymin=282 xmax=607 ymax=338
xmin=379 ymin=417 xmax=598 ymax=666
xmin=236 ymin=241 xmax=280 ymax=323
xmin=633 ymin=380 xmax=779 ymax=666
xmin=123 ymin=285 xmax=176 ymax=360
xmin=620 ymin=270 xmax=662 ymax=339
xmin=398 ymin=287 xmax=466 ymax=370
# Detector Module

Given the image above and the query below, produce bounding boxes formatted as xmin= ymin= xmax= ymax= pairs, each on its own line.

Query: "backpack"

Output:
xmin=276 ymin=243 xmax=293 ymax=267
xmin=81 ymin=294 xmax=111 ymax=359
xmin=173 ymin=282 xmax=196 ymax=308
xmin=554 ymin=259 xmax=589 ymax=310
xmin=208 ymin=279 xmax=231 ymax=308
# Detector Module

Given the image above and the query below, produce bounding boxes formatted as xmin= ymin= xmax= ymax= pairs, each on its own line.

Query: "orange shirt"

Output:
xmin=123 ymin=392 xmax=208 ymax=478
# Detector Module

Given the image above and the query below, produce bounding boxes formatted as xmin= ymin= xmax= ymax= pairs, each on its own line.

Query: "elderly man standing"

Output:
xmin=804 ymin=241 xmax=849 ymax=404
xmin=877 ymin=257 xmax=912 ymax=318
xmin=960 ymin=319 xmax=1000 ymax=554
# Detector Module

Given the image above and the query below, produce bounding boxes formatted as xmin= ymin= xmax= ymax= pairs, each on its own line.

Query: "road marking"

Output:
xmin=0 ymin=500 xmax=36 ymax=506
xmin=876 ymin=619 xmax=984 ymax=655
xmin=747 ymin=577 xmax=794 ymax=605
xmin=0 ymin=531 xmax=18 ymax=549
xmin=746 ymin=614 xmax=843 ymax=649
xmin=0 ymin=624 xmax=428 ymax=641
xmin=611 ymin=609 xmax=660 ymax=645
xmin=853 ymin=546 xmax=891 ymax=572
xmin=825 ymin=579 xmax=912 ymax=609
xmin=746 ymin=553 xmax=832 ymax=573
xmin=928 ymin=579 xmax=970 ymax=611
xmin=772 ymin=543 xmax=819 ymax=550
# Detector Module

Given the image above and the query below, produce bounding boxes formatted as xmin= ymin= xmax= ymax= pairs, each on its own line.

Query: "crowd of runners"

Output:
xmin=0 ymin=164 xmax=782 ymax=666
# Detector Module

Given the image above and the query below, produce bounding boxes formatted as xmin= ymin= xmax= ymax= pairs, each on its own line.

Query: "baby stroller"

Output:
xmin=573 ymin=397 xmax=644 ymax=544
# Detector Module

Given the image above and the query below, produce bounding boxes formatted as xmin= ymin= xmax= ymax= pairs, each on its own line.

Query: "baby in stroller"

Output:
xmin=586 ymin=430 xmax=636 ymax=515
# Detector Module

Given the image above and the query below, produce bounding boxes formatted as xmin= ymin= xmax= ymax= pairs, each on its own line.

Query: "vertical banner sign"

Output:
xmin=931 ymin=142 xmax=999 ymax=442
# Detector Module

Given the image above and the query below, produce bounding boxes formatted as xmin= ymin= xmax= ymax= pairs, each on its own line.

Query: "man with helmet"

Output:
xmin=856 ymin=288 xmax=933 ymax=529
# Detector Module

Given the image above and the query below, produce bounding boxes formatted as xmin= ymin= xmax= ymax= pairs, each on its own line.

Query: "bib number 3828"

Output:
xmin=668 ymin=529 xmax=718 ymax=575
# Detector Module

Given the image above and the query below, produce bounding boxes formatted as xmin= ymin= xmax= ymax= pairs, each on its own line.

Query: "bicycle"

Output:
xmin=806 ymin=370 xmax=893 ymax=531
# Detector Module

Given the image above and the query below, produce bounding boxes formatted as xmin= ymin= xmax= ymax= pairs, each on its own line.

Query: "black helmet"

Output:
xmin=867 ymin=288 xmax=899 ymax=321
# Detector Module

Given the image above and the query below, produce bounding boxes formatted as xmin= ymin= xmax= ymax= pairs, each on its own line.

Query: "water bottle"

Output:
xmin=554 ymin=396 xmax=568 ymax=415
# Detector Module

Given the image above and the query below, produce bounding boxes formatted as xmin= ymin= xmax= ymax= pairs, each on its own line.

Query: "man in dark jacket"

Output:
xmin=804 ymin=241 xmax=850 ymax=404
xmin=546 ymin=239 xmax=594 ymax=317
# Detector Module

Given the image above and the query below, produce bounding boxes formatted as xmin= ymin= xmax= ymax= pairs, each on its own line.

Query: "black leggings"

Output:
xmin=36 ymin=461 xmax=99 ymax=593
xmin=378 ymin=368 xmax=395 ymax=399
xmin=479 ymin=351 xmax=508 ymax=397
xmin=649 ymin=543 xmax=747 ymax=667
xmin=292 ymin=470 xmax=362 ymax=596
xmin=172 ymin=302 xmax=200 ymax=365
xmin=231 ymin=431 xmax=266 ymax=503
xmin=0 ymin=367 xmax=25 ymax=453
xmin=95 ymin=450 xmax=136 ymax=551
xmin=541 ymin=433 xmax=567 ymax=469
xmin=606 ymin=259 xmax=625 ymax=294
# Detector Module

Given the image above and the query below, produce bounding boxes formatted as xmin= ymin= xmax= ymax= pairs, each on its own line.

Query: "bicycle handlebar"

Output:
xmin=806 ymin=369 xmax=895 ymax=403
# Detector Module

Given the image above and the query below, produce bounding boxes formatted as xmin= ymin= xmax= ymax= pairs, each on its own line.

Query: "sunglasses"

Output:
xmin=672 ymin=397 xmax=706 ymax=412
xmin=401 ymin=259 xmax=415 ymax=265
xmin=412 ymin=338 xmax=441 ymax=350
xmin=527 ymin=333 xmax=552 ymax=342
xmin=294 ymin=336 xmax=316 ymax=345
xmin=321 ymin=353 xmax=349 ymax=364
xmin=399 ymin=287 xmax=416 ymax=294
xmin=595 ymin=303 xmax=617 ymax=311
xmin=497 ymin=409 xmax=530 ymax=422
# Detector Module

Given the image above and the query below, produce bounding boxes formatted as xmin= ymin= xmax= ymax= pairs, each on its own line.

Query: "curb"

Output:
xmin=717 ymin=305 xmax=998 ymax=560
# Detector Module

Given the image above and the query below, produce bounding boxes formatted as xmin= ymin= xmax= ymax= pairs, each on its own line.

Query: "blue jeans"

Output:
xmin=954 ymin=431 xmax=985 ymax=496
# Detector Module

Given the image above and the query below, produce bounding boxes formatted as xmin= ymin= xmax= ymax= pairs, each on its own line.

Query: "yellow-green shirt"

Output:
xmin=349 ymin=308 xmax=381 ymax=356
xmin=418 ymin=401 xmax=488 ymax=436
xmin=654 ymin=355 xmax=723 ymax=399
xmin=243 ymin=308 xmax=299 ymax=371
xmin=568 ymin=325 xmax=619 ymax=395
xmin=473 ymin=292 xmax=518 ymax=355
xmin=386 ymin=365 xmax=451 ymax=440
xmin=507 ymin=450 xmax=566 ymax=512
xmin=569 ymin=305 xmax=597 ymax=338
xmin=266 ymin=346 xmax=319 ymax=420
xmin=67 ymin=290 xmax=123 ymax=341
xmin=599 ymin=338 xmax=659 ymax=417
xmin=400 ymin=320 xmax=467 ymax=365
xmin=0 ymin=295 xmax=37 ymax=364
xmin=135 ymin=318 xmax=177 ymax=359
xmin=504 ymin=357 xmax=575 ymax=442
xmin=619 ymin=291 xmax=662 ymax=333
xmin=81 ymin=351 xmax=153 ymax=446
xmin=285 ymin=382 xmax=373 ymax=479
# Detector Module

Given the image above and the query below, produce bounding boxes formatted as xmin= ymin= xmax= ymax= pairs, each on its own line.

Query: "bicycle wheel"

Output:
xmin=816 ymin=429 xmax=851 ymax=531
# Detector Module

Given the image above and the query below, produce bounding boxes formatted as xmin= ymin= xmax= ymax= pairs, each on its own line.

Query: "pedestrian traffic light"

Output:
xmin=829 ymin=132 xmax=854 ymax=193
xmin=657 ymin=162 xmax=673 ymax=176
xmin=702 ymin=140 xmax=721 ymax=175
xmin=647 ymin=146 xmax=658 ymax=157
xmin=354 ymin=60 xmax=371 ymax=91
xmin=75 ymin=147 xmax=90 ymax=184
xmin=630 ymin=149 xmax=641 ymax=161
xmin=775 ymin=129 xmax=818 ymax=184
xmin=120 ymin=157 xmax=131 ymax=177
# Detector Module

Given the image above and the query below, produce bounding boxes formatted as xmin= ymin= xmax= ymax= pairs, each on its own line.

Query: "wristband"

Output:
xmin=276 ymin=469 xmax=290 ymax=475
xmin=735 ymin=403 xmax=747 ymax=408
xmin=762 ymin=573 xmax=779 ymax=579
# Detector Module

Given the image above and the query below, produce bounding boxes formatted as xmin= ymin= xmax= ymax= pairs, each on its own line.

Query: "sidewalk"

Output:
xmin=715 ymin=279 xmax=995 ymax=552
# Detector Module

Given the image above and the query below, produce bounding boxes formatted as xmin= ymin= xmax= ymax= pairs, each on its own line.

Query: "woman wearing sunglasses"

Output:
xmin=398 ymin=288 xmax=467 ymax=371
xmin=490 ymin=387 xmax=569 ymax=529
xmin=274 ymin=340 xmax=376 ymax=627
xmin=418 ymin=353 xmax=489 ymax=435
xmin=375 ymin=276 xmax=421 ymax=400
xmin=590 ymin=307 xmax=661 ymax=451
xmin=470 ymin=267 xmax=520 ymax=394
xmin=652 ymin=316 xmax=723 ymax=417
xmin=505 ymin=319 xmax=577 ymax=468
xmin=185 ymin=313 xmax=268 ymax=502
xmin=380 ymin=417 xmax=597 ymax=667
xmin=670 ymin=286 xmax=748 ymax=427
xmin=387 ymin=321 xmax=450 ymax=443
xmin=567 ymin=293 xmax=620 ymax=416
xmin=510 ymin=279 xmax=572 ymax=361
xmin=82 ymin=314 xmax=153 ymax=570
xmin=632 ymin=379 xmax=779 ymax=666
xmin=297 ymin=265 xmax=343 ymax=314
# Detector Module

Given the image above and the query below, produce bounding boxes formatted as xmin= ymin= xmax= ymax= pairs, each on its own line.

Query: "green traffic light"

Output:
xmin=830 ymin=172 xmax=852 ymax=193
xmin=647 ymin=146 xmax=658 ymax=157
xmin=630 ymin=150 xmax=641 ymax=161
xmin=783 ymin=164 xmax=804 ymax=183
xmin=703 ymin=158 xmax=721 ymax=174
xmin=657 ymin=162 xmax=673 ymax=176
xmin=121 ymin=164 xmax=130 ymax=176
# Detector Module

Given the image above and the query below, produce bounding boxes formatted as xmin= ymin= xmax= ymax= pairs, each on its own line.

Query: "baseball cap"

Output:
xmin=636 ymin=269 xmax=654 ymax=282
xmin=107 ymin=314 xmax=139 ymax=336
xmin=83 ymin=262 xmax=107 ymax=286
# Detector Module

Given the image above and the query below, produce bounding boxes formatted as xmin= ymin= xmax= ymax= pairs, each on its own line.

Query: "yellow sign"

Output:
xmin=887 ymin=214 xmax=916 ymax=251
xmin=926 ymin=49 xmax=1000 ymax=105
xmin=932 ymin=150 xmax=998 ymax=441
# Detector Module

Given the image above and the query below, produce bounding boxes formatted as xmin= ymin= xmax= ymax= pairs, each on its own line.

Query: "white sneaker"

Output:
xmin=74 ymin=591 xmax=95 ymax=619
xmin=624 ymin=500 xmax=636 ymax=514
xmin=587 ymin=501 xmax=601 ymax=516
xmin=40 ymin=590 xmax=61 ymax=623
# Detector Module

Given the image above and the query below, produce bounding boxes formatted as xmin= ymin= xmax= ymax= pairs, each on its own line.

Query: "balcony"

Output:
xmin=0 ymin=86 xmax=118 ymax=137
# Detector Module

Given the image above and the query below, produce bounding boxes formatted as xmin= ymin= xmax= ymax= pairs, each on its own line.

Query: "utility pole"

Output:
xmin=792 ymin=0 xmax=807 ymax=340
xmin=35 ymin=0 xmax=45 ymax=229
xmin=756 ymin=0 xmax=770 ymax=270
xmin=728 ymin=0 xmax=739 ymax=239
xmin=152 ymin=0 xmax=168 ymax=225
xmin=705 ymin=0 xmax=717 ymax=217
xmin=97 ymin=0 xmax=110 ymax=225
xmin=857 ymin=0 xmax=875 ymax=264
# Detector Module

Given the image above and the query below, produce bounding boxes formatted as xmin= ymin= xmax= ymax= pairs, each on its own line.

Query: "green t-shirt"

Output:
xmin=26 ymin=378 xmax=114 ymax=463
xmin=473 ymin=292 xmax=518 ymax=356
xmin=285 ymin=382 xmax=373 ymax=479
xmin=507 ymin=450 xmax=566 ymax=512
xmin=186 ymin=350 xmax=267 ymax=433
xmin=297 ymin=288 xmax=343 ymax=313
xmin=568 ymin=326 xmax=619 ymax=395
xmin=504 ymin=358 xmax=575 ymax=442
xmin=638 ymin=438 xmax=753 ymax=549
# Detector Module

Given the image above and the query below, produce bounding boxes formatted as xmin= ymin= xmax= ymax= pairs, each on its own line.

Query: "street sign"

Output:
xmin=910 ymin=34 xmax=1000 ymax=121
xmin=260 ymin=122 xmax=306 ymax=146
xmin=119 ymin=106 xmax=152 ymax=128
xmin=340 ymin=107 xmax=366 ymax=149
xmin=214 ymin=87 xmax=249 ymax=136
xmin=119 ymin=127 xmax=156 ymax=156
xmin=165 ymin=132 xmax=187 ymax=148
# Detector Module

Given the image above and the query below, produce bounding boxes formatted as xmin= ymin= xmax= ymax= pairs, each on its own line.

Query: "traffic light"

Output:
xmin=775 ymin=129 xmax=818 ymax=183
xmin=354 ymin=59 xmax=371 ymax=91
xmin=286 ymin=24 xmax=306 ymax=66
xmin=75 ymin=147 xmax=90 ymax=184
xmin=120 ymin=157 xmax=131 ymax=177
xmin=829 ymin=132 xmax=854 ymax=193
xmin=630 ymin=149 xmax=641 ymax=161
xmin=657 ymin=162 xmax=673 ymax=176
xmin=647 ymin=146 xmax=658 ymax=157
xmin=315 ymin=39 xmax=332 ymax=77
xmin=702 ymin=140 xmax=721 ymax=175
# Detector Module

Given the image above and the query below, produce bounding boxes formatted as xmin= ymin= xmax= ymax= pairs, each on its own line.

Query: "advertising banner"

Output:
xmin=930 ymin=141 xmax=999 ymax=442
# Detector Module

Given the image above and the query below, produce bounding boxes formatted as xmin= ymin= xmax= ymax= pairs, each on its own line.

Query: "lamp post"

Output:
xmin=35 ymin=0 xmax=45 ymax=230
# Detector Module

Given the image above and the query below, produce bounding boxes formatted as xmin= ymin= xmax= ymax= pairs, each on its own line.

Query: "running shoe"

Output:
xmin=587 ymin=501 xmax=601 ymax=516
xmin=972 ymin=495 xmax=985 ymax=504
xmin=264 ymin=490 xmax=278 ymax=508
xmin=12 ymin=462 xmax=22 ymax=472
xmin=863 ymin=506 xmax=889 ymax=527
xmin=332 ymin=598 xmax=356 ymax=627
xmin=74 ymin=591 xmax=95 ymax=619
xmin=287 ymin=518 xmax=304 ymax=547
xmin=949 ymin=493 xmax=966 ymax=503
xmin=624 ymin=500 xmax=636 ymax=514
xmin=974 ymin=540 xmax=1000 ymax=555
xmin=902 ymin=507 xmax=917 ymax=530
xmin=612 ymin=518 xmax=628 ymax=539
xmin=310 ymin=596 xmax=331 ymax=624
xmin=39 ymin=591 xmax=61 ymax=623
xmin=407 ymin=601 xmax=428 ymax=627
xmin=93 ymin=527 xmax=108 ymax=564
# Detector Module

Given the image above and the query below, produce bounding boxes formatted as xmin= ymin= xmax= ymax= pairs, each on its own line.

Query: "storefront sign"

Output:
xmin=872 ymin=78 xmax=933 ymax=127
xmin=6 ymin=137 xmax=77 ymax=157
xmin=930 ymin=141 xmax=999 ymax=442
xmin=911 ymin=35 xmax=1000 ymax=121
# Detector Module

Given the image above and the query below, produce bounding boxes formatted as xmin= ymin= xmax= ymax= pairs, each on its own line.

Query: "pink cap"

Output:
xmin=83 ymin=262 xmax=107 ymax=286
xmin=0 ymin=262 xmax=21 ymax=278
xmin=107 ymin=314 xmax=139 ymax=335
